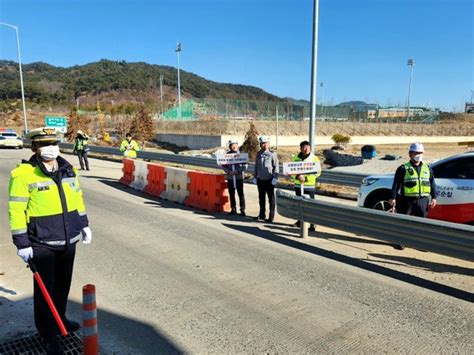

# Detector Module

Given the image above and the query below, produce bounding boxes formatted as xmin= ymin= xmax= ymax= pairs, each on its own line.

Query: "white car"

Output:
xmin=0 ymin=129 xmax=23 ymax=149
xmin=357 ymin=151 xmax=474 ymax=225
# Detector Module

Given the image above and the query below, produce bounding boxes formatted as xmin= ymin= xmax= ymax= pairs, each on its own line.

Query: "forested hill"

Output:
xmin=0 ymin=59 xmax=282 ymax=105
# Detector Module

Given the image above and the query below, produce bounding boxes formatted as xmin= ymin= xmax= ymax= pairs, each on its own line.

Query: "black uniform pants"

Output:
xmin=32 ymin=243 xmax=76 ymax=339
xmin=227 ymin=179 xmax=245 ymax=212
xmin=397 ymin=196 xmax=429 ymax=217
xmin=77 ymin=150 xmax=89 ymax=170
xmin=257 ymin=178 xmax=275 ymax=220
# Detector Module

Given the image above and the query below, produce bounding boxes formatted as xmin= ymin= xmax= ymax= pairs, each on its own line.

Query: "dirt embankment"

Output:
xmin=156 ymin=117 xmax=474 ymax=137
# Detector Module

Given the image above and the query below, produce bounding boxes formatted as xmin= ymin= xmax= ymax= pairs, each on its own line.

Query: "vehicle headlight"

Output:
xmin=361 ymin=177 xmax=379 ymax=186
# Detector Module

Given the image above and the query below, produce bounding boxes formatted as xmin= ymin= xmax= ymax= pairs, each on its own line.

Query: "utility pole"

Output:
xmin=309 ymin=0 xmax=320 ymax=149
xmin=175 ymin=43 xmax=182 ymax=118
xmin=406 ymin=58 xmax=415 ymax=123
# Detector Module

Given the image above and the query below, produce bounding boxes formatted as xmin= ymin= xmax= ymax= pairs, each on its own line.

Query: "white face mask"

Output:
xmin=412 ymin=154 xmax=423 ymax=163
xmin=39 ymin=145 xmax=60 ymax=161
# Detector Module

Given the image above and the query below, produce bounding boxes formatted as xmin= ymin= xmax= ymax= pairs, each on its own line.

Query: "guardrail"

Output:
xmin=59 ymin=143 xmax=367 ymax=187
xmin=276 ymin=189 xmax=474 ymax=262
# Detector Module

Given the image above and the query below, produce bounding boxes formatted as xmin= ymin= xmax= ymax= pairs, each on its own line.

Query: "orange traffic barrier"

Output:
xmin=206 ymin=174 xmax=230 ymax=212
xmin=185 ymin=172 xmax=230 ymax=212
xmin=118 ymin=159 xmax=135 ymax=186
xmin=184 ymin=171 xmax=209 ymax=210
xmin=144 ymin=163 xmax=167 ymax=197
xmin=83 ymin=284 xmax=99 ymax=355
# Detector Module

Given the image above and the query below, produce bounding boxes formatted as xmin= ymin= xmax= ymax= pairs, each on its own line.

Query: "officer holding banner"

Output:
xmin=285 ymin=140 xmax=321 ymax=231
xmin=220 ymin=139 xmax=248 ymax=216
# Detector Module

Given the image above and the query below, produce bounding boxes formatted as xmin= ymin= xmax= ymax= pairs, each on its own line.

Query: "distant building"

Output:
xmin=466 ymin=103 xmax=474 ymax=113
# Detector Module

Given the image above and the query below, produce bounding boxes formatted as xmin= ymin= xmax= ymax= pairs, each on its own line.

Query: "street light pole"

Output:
xmin=0 ymin=21 xmax=28 ymax=133
xmin=406 ymin=58 xmax=415 ymax=123
xmin=175 ymin=43 xmax=182 ymax=118
xmin=159 ymin=74 xmax=164 ymax=116
xmin=320 ymin=81 xmax=324 ymax=118
xmin=309 ymin=0 xmax=320 ymax=150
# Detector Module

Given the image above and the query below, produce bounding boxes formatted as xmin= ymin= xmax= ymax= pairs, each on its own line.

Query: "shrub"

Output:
xmin=331 ymin=133 xmax=351 ymax=147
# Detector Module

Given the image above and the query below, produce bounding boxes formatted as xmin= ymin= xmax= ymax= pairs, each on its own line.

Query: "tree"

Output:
xmin=240 ymin=122 xmax=260 ymax=160
xmin=129 ymin=106 xmax=155 ymax=146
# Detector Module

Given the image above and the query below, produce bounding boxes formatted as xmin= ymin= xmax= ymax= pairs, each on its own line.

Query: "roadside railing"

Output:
xmin=276 ymin=189 xmax=474 ymax=262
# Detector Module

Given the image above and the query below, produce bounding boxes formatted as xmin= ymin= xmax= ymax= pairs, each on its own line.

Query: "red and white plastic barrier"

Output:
xmin=120 ymin=159 xmax=230 ymax=213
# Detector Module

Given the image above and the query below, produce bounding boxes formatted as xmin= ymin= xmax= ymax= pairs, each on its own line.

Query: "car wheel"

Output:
xmin=365 ymin=190 xmax=393 ymax=212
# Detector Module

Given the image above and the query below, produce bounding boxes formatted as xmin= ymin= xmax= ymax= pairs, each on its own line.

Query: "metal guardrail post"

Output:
xmin=300 ymin=222 xmax=309 ymax=238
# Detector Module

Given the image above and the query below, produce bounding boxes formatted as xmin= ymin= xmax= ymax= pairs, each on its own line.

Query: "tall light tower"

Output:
xmin=308 ymin=0 xmax=320 ymax=150
xmin=0 ymin=21 xmax=28 ymax=133
xmin=406 ymin=58 xmax=415 ymax=123
xmin=175 ymin=43 xmax=182 ymax=118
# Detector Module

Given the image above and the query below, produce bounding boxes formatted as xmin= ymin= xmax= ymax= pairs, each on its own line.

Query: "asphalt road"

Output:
xmin=1 ymin=149 xmax=473 ymax=354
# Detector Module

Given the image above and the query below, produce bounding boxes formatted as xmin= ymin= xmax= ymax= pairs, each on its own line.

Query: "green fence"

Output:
xmin=162 ymin=100 xmax=195 ymax=120
xmin=159 ymin=98 xmax=440 ymax=123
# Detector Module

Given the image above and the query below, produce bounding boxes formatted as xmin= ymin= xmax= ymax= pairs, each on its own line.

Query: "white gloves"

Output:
xmin=17 ymin=247 xmax=33 ymax=263
xmin=81 ymin=227 xmax=92 ymax=244
xmin=252 ymin=178 xmax=257 ymax=185
xmin=271 ymin=177 xmax=278 ymax=186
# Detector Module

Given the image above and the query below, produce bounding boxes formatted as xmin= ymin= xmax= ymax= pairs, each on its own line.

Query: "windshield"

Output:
xmin=0 ymin=133 xmax=18 ymax=137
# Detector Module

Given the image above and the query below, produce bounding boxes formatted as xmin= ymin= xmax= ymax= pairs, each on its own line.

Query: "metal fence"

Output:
xmin=159 ymin=98 xmax=440 ymax=123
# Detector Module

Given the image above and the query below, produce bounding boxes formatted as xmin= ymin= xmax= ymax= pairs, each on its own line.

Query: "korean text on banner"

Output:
xmin=215 ymin=153 xmax=249 ymax=166
xmin=283 ymin=160 xmax=321 ymax=175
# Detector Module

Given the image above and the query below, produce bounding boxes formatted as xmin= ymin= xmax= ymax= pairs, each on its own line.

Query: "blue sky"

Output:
xmin=0 ymin=0 xmax=472 ymax=111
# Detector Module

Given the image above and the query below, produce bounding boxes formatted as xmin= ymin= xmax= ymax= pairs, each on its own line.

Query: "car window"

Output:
xmin=0 ymin=133 xmax=17 ymax=137
xmin=432 ymin=157 xmax=474 ymax=180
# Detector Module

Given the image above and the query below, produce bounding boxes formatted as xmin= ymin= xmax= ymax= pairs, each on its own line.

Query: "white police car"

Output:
xmin=0 ymin=128 xmax=23 ymax=149
xmin=357 ymin=151 xmax=474 ymax=225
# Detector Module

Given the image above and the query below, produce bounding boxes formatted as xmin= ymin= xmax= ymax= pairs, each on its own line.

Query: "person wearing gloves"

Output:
xmin=388 ymin=142 xmax=437 ymax=249
xmin=8 ymin=127 xmax=92 ymax=354
xmin=222 ymin=139 xmax=248 ymax=216
xmin=253 ymin=135 xmax=278 ymax=223
xmin=119 ymin=132 xmax=140 ymax=158
xmin=291 ymin=140 xmax=321 ymax=231
xmin=72 ymin=129 xmax=90 ymax=171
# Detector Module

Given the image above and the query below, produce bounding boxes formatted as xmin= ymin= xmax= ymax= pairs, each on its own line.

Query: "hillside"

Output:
xmin=0 ymin=59 xmax=283 ymax=111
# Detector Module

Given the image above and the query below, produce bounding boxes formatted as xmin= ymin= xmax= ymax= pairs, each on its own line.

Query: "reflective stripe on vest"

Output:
xmin=402 ymin=162 xmax=431 ymax=197
xmin=292 ymin=155 xmax=320 ymax=187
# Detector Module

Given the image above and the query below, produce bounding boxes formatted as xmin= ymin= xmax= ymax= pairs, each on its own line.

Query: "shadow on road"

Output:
xmin=368 ymin=253 xmax=474 ymax=276
xmin=266 ymin=224 xmax=394 ymax=247
xmin=222 ymin=223 xmax=474 ymax=303
xmin=95 ymin=178 xmax=473 ymax=303
xmin=0 ymin=296 xmax=184 ymax=354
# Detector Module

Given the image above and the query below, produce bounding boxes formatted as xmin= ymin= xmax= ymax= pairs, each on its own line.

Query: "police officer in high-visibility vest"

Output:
xmin=8 ymin=127 xmax=92 ymax=354
xmin=119 ymin=132 xmax=140 ymax=158
xmin=291 ymin=140 xmax=321 ymax=231
xmin=73 ymin=129 xmax=90 ymax=171
xmin=388 ymin=142 xmax=437 ymax=248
